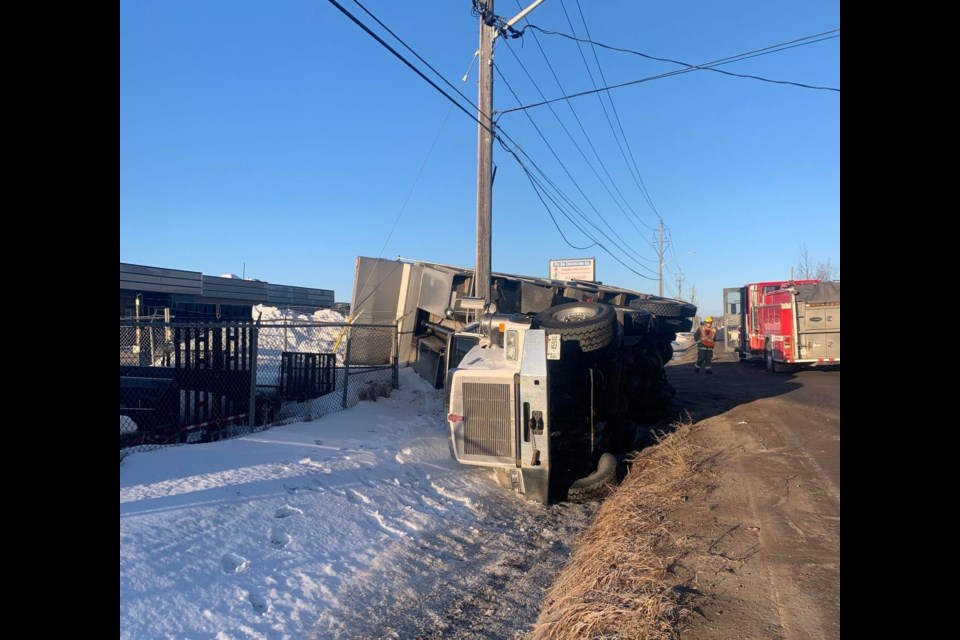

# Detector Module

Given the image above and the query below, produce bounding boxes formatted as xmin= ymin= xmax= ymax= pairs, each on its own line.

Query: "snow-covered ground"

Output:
xmin=120 ymin=368 xmax=597 ymax=639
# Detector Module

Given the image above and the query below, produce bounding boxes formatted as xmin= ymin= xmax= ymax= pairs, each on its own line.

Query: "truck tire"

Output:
xmin=568 ymin=453 xmax=618 ymax=502
xmin=656 ymin=316 xmax=694 ymax=333
xmin=628 ymin=297 xmax=697 ymax=318
xmin=764 ymin=343 xmax=786 ymax=373
xmin=537 ymin=302 xmax=616 ymax=354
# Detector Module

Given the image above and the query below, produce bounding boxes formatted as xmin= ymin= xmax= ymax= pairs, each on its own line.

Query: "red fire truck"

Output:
xmin=722 ymin=280 xmax=840 ymax=372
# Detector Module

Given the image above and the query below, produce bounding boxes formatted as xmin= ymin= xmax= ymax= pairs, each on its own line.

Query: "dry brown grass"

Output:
xmin=529 ymin=421 xmax=699 ymax=640
xmin=357 ymin=381 xmax=392 ymax=402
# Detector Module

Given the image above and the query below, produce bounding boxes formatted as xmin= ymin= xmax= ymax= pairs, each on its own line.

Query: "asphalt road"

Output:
xmin=669 ymin=344 xmax=840 ymax=489
xmin=664 ymin=346 xmax=841 ymax=639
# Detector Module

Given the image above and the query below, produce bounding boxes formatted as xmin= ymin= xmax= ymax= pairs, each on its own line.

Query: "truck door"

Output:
xmin=722 ymin=288 xmax=744 ymax=353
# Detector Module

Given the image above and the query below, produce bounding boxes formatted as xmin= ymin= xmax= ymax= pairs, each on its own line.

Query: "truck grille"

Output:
xmin=462 ymin=382 xmax=514 ymax=459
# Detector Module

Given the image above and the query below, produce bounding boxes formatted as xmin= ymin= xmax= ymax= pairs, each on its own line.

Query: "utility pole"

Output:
xmin=474 ymin=0 xmax=495 ymax=305
xmin=474 ymin=0 xmax=545 ymax=307
xmin=676 ymin=272 xmax=683 ymax=301
xmin=657 ymin=219 xmax=665 ymax=297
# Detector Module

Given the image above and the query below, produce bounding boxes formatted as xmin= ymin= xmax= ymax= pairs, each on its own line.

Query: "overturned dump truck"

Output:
xmin=351 ymin=257 xmax=697 ymax=502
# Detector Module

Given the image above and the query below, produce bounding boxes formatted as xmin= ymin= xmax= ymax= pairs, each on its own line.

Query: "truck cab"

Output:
xmin=445 ymin=301 xmax=674 ymax=503
xmin=445 ymin=313 xmax=554 ymax=501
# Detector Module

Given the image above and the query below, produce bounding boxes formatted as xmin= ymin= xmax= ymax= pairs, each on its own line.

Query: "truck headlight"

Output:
xmin=505 ymin=330 xmax=518 ymax=362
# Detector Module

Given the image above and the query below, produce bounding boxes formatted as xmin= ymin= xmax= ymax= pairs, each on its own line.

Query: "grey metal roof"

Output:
xmin=120 ymin=263 xmax=203 ymax=296
xmin=120 ymin=262 xmax=334 ymax=308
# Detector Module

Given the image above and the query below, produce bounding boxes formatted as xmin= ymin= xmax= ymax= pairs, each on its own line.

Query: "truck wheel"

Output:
xmin=764 ymin=343 xmax=793 ymax=373
xmin=537 ymin=302 xmax=616 ymax=353
xmin=568 ymin=453 xmax=618 ymax=502
xmin=764 ymin=344 xmax=781 ymax=373
xmin=628 ymin=297 xmax=697 ymax=318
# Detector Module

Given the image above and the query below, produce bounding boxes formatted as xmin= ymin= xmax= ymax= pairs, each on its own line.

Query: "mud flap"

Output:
xmin=521 ymin=468 xmax=550 ymax=504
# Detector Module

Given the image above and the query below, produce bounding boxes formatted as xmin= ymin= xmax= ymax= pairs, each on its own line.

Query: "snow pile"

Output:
xmin=254 ymin=304 xmax=346 ymax=324
xmin=253 ymin=305 xmax=350 ymax=386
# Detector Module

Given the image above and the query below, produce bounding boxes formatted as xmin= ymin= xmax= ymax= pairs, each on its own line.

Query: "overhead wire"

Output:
xmin=328 ymin=0 xmax=720 ymax=280
xmin=571 ymin=0 xmax=660 ymax=219
xmin=334 ymin=0 xmax=646 ymax=259
xmin=494 ymin=123 xmax=659 ymax=279
xmin=348 ymin=0 xmax=490 ymax=124
xmin=497 ymin=95 xmax=653 ymax=273
xmin=514 ymin=160 xmax=598 ymax=252
xmin=505 ymin=2 xmax=659 ymax=237
xmin=499 ymin=32 xmax=840 ymax=114
xmin=496 ymin=47 xmax=658 ymax=263
xmin=330 ymin=0 xmax=484 ymax=309
xmin=499 ymin=137 xmax=658 ymax=280
xmin=526 ymin=24 xmax=840 ymax=92
xmin=353 ymin=74 xmax=468 ymax=312
xmin=558 ymin=0 xmax=658 ymax=219
xmin=326 ymin=0 xmax=491 ymax=133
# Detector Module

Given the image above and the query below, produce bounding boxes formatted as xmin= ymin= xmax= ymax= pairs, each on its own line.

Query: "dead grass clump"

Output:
xmin=357 ymin=381 xmax=392 ymax=402
xmin=529 ymin=421 xmax=698 ymax=640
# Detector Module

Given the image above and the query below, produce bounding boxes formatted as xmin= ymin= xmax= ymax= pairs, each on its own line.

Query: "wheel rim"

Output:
xmin=553 ymin=306 xmax=599 ymax=323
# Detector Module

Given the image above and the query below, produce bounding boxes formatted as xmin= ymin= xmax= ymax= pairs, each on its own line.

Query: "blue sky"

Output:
xmin=120 ymin=1 xmax=840 ymax=317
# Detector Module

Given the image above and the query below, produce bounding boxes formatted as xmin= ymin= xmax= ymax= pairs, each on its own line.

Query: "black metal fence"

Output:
xmin=120 ymin=320 xmax=398 ymax=460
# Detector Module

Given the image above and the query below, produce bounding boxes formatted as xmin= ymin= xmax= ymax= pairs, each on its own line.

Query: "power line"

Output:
xmin=494 ymin=73 xmax=660 ymax=275
xmin=527 ymin=25 xmax=840 ymax=93
xmin=495 ymin=130 xmax=659 ymax=279
xmin=353 ymin=72 xmax=470 ymax=311
xmin=572 ymin=0 xmax=660 ymax=219
xmin=508 ymin=1 xmax=659 ymax=234
xmin=330 ymin=0 xmax=643 ymax=277
xmin=326 ymin=0 xmax=492 ymax=133
xmin=559 ymin=0 xmax=659 ymax=218
xmin=500 ymin=32 xmax=840 ymax=114
xmin=514 ymin=160 xmax=598 ymax=252
xmin=329 ymin=0 xmax=691 ymax=290
xmin=501 ymin=139 xmax=657 ymax=281
xmin=497 ymin=43 xmax=659 ymax=256
xmin=348 ymin=0 xmax=488 ymax=123
xmin=498 ymin=117 xmax=652 ymax=272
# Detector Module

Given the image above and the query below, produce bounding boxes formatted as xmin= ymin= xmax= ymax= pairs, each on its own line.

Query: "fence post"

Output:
xmin=148 ymin=319 xmax=155 ymax=365
xmin=248 ymin=323 xmax=259 ymax=429
xmin=134 ymin=294 xmax=147 ymax=366
xmin=342 ymin=327 xmax=352 ymax=409
xmin=392 ymin=325 xmax=399 ymax=390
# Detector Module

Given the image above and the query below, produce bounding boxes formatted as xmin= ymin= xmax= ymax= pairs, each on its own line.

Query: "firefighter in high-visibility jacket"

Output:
xmin=694 ymin=316 xmax=717 ymax=374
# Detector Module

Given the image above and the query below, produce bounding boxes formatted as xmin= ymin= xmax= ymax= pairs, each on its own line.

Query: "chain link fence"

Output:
xmin=120 ymin=320 xmax=398 ymax=460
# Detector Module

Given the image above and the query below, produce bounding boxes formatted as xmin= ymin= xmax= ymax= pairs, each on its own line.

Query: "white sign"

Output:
xmin=546 ymin=334 xmax=562 ymax=360
xmin=549 ymin=258 xmax=596 ymax=282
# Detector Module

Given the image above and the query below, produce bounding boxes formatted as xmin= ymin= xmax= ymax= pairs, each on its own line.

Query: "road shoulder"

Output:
xmin=530 ymin=348 xmax=841 ymax=639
